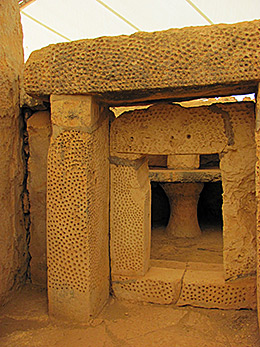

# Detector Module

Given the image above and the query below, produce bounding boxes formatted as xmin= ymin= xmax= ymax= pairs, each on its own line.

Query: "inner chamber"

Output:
xmin=150 ymin=181 xmax=223 ymax=264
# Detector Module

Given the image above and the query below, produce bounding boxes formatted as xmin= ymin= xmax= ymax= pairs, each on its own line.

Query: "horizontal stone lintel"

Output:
xmin=24 ymin=20 xmax=260 ymax=103
xmin=149 ymin=169 xmax=221 ymax=183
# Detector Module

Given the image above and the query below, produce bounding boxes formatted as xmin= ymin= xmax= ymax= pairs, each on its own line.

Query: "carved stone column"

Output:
xmin=47 ymin=95 xmax=110 ymax=322
xmin=162 ymin=183 xmax=203 ymax=238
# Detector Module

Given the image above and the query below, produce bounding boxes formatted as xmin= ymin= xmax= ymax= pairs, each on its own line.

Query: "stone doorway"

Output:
xmin=110 ymin=101 xmax=256 ymax=309
xmin=151 ymin=181 xmax=223 ymax=264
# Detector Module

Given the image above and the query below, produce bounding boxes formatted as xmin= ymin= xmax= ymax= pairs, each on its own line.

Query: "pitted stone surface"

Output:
xmin=24 ymin=20 xmax=260 ymax=100
xmin=0 ymin=0 xmax=27 ymax=304
xmin=110 ymin=155 xmax=151 ymax=276
xmin=110 ymin=103 xmax=227 ymax=155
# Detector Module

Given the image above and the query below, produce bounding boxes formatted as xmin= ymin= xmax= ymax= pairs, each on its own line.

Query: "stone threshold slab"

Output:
xmin=112 ymin=261 xmax=256 ymax=310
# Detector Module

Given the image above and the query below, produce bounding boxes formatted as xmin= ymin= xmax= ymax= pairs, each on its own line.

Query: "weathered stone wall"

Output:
xmin=27 ymin=111 xmax=51 ymax=286
xmin=0 ymin=0 xmax=27 ymax=303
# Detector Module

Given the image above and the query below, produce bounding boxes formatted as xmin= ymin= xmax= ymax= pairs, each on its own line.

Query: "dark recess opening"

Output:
xmin=151 ymin=182 xmax=170 ymax=228
xmin=197 ymin=181 xmax=223 ymax=229
xmin=200 ymin=153 xmax=220 ymax=169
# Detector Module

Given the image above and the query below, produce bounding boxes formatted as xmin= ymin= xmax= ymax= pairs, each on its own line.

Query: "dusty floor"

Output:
xmin=0 ymin=284 xmax=259 ymax=347
xmin=151 ymin=225 xmax=223 ymax=263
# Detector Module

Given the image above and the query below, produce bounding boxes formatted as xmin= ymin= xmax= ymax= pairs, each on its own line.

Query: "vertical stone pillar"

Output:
xmin=48 ymin=95 xmax=109 ymax=322
xmin=110 ymin=154 xmax=151 ymax=276
xmin=256 ymin=84 xmax=260 ymax=327
xmin=162 ymin=183 xmax=203 ymax=238
xmin=164 ymin=154 xmax=202 ymax=238
xmin=0 ymin=0 xmax=27 ymax=304
xmin=220 ymin=102 xmax=256 ymax=280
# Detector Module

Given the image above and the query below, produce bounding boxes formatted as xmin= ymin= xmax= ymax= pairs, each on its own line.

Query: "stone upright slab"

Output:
xmin=256 ymin=84 xmax=260 ymax=326
xmin=110 ymin=154 xmax=151 ymax=276
xmin=47 ymin=95 xmax=110 ymax=322
xmin=0 ymin=0 xmax=27 ymax=304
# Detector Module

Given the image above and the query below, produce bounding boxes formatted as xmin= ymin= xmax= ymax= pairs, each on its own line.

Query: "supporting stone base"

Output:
xmin=112 ymin=261 xmax=256 ymax=310
xmin=162 ymin=183 xmax=203 ymax=238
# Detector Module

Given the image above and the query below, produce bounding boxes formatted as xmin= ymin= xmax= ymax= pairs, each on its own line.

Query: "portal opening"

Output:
xmin=151 ymin=181 xmax=223 ymax=264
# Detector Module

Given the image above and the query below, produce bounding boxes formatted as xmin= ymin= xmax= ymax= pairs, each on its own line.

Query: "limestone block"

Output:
xmin=112 ymin=260 xmax=256 ymax=309
xmin=149 ymin=169 xmax=221 ymax=183
xmin=220 ymin=103 xmax=256 ymax=280
xmin=110 ymin=155 xmax=151 ymax=276
xmin=110 ymin=103 xmax=227 ymax=155
xmin=24 ymin=20 xmax=260 ymax=102
xmin=255 ymin=86 xmax=260 ymax=327
xmin=177 ymin=268 xmax=256 ymax=309
xmin=47 ymin=96 xmax=110 ymax=322
xmin=0 ymin=0 xmax=27 ymax=304
xmin=167 ymin=154 xmax=199 ymax=169
xmin=112 ymin=267 xmax=184 ymax=304
xmin=50 ymin=95 xmax=100 ymax=131
xmin=27 ymin=111 xmax=51 ymax=286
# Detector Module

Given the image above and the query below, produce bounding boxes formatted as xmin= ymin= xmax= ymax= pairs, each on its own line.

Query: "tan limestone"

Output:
xmin=110 ymin=101 xmax=256 ymax=305
xmin=255 ymin=83 xmax=260 ymax=327
xmin=27 ymin=111 xmax=51 ymax=286
xmin=220 ymin=103 xmax=256 ymax=280
xmin=110 ymin=154 xmax=151 ymax=276
xmin=20 ymin=19 xmax=260 ymax=317
xmin=112 ymin=262 xmax=256 ymax=310
xmin=149 ymin=168 xmax=221 ymax=183
xmin=177 ymin=267 xmax=256 ymax=309
xmin=0 ymin=0 xmax=27 ymax=304
xmin=162 ymin=183 xmax=203 ymax=238
xmin=167 ymin=154 xmax=200 ymax=169
xmin=112 ymin=266 xmax=184 ymax=304
xmin=24 ymin=21 xmax=260 ymax=103
xmin=110 ymin=103 xmax=227 ymax=155
xmin=47 ymin=95 xmax=110 ymax=322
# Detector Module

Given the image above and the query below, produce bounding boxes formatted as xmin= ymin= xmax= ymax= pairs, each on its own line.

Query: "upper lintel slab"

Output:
xmin=24 ymin=20 xmax=260 ymax=104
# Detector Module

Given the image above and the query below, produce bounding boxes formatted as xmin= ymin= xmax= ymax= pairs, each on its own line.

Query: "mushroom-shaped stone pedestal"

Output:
xmin=162 ymin=183 xmax=204 ymax=238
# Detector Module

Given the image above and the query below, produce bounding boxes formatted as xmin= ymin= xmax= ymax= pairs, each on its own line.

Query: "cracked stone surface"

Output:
xmin=0 ymin=284 xmax=259 ymax=347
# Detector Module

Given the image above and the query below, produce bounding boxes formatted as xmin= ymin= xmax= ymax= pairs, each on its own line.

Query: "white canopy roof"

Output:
xmin=20 ymin=0 xmax=260 ymax=62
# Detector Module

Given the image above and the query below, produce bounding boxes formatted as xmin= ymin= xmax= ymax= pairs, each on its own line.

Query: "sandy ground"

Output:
xmin=0 ymin=284 xmax=259 ymax=347
xmin=151 ymin=226 xmax=223 ymax=263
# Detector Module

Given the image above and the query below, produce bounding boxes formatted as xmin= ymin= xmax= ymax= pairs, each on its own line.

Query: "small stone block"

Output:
xmin=50 ymin=95 xmax=100 ymax=130
xmin=177 ymin=268 xmax=256 ymax=309
xmin=112 ymin=267 xmax=185 ymax=304
xmin=167 ymin=154 xmax=200 ymax=169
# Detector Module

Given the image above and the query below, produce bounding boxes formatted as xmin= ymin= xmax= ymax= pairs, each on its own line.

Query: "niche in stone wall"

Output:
xmin=150 ymin=152 xmax=223 ymax=264
xmin=150 ymin=181 xmax=223 ymax=264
